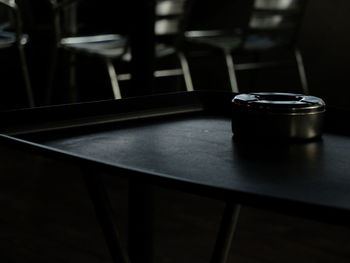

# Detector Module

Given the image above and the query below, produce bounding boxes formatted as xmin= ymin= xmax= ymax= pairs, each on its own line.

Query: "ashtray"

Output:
xmin=232 ymin=92 xmax=326 ymax=140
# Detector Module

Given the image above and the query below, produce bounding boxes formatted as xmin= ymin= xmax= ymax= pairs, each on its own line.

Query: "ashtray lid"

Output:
xmin=232 ymin=92 xmax=325 ymax=113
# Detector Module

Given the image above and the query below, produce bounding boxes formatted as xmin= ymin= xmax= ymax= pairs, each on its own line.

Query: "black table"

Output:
xmin=1 ymin=91 xmax=350 ymax=262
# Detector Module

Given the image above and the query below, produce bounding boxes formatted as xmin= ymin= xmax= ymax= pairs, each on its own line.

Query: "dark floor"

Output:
xmin=1 ymin=145 xmax=350 ymax=263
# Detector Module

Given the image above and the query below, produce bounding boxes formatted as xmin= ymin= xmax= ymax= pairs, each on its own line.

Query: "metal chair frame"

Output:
xmin=47 ymin=0 xmax=127 ymax=102
xmin=117 ymin=0 xmax=194 ymax=92
xmin=0 ymin=0 xmax=35 ymax=107
xmin=48 ymin=0 xmax=194 ymax=104
xmin=186 ymin=0 xmax=309 ymax=94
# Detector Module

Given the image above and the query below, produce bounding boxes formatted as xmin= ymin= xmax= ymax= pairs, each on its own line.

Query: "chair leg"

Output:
xmin=47 ymin=48 xmax=76 ymax=104
xmin=224 ymin=50 xmax=239 ymax=93
xmin=46 ymin=45 xmax=58 ymax=105
xmin=18 ymin=44 xmax=35 ymax=107
xmin=294 ymin=48 xmax=309 ymax=95
xmin=177 ymin=51 xmax=194 ymax=92
xmin=68 ymin=53 xmax=78 ymax=102
xmin=105 ymin=58 xmax=122 ymax=99
xmin=249 ymin=52 xmax=261 ymax=92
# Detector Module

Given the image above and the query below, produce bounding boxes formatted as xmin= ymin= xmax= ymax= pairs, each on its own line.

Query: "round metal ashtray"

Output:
xmin=232 ymin=92 xmax=326 ymax=140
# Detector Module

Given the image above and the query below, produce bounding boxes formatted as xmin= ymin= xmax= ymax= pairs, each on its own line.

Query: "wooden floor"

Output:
xmin=1 ymin=145 xmax=350 ymax=263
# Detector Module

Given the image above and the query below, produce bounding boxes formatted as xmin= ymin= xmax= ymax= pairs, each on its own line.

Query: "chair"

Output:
xmin=118 ymin=0 xmax=194 ymax=93
xmin=47 ymin=0 xmax=194 ymax=103
xmin=0 ymin=0 xmax=35 ymax=107
xmin=186 ymin=0 xmax=309 ymax=94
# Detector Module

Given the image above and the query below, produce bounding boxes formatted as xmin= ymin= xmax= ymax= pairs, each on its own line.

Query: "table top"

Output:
xmin=1 ymin=91 xmax=350 ymax=224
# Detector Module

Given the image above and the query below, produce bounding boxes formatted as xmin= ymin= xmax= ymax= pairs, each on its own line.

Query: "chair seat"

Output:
xmin=243 ymin=34 xmax=285 ymax=50
xmin=188 ymin=35 xmax=242 ymax=52
xmin=120 ymin=43 xmax=177 ymax=62
xmin=60 ymin=34 xmax=177 ymax=60
xmin=0 ymin=31 xmax=28 ymax=48
xmin=187 ymin=31 xmax=284 ymax=52
xmin=60 ymin=34 xmax=127 ymax=58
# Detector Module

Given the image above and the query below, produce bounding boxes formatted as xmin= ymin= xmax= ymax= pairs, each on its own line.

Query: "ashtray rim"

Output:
xmin=232 ymin=92 xmax=325 ymax=114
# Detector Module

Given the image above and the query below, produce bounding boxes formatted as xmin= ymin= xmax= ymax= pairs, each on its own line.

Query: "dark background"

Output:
xmin=1 ymin=0 xmax=350 ymax=108
xmin=1 ymin=1 xmax=350 ymax=262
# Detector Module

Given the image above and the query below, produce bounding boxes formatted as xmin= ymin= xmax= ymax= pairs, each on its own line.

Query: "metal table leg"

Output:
xmin=128 ymin=179 xmax=154 ymax=263
xmin=83 ymin=164 xmax=239 ymax=263
xmin=210 ymin=202 xmax=241 ymax=263
xmin=82 ymin=167 xmax=130 ymax=263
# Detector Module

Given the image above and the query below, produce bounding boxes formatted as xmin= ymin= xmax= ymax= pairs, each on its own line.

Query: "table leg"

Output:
xmin=82 ymin=168 xmax=130 ymax=263
xmin=128 ymin=179 xmax=154 ymax=263
xmin=210 ymin=202 xmax=241 ymax=263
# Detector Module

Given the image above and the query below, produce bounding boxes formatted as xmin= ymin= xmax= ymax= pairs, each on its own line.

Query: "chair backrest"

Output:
xmin=50 ymin=0 xmax=193 ymax=48
xmin=50 ymin=0 xmax=80 ymax=43
xmin=244 ymin=0 xmax=308 ymax=48
xmin=0 ymin=0 xmax=16 ymax=9
xmin=154 ymin=0 xmax=194 ymax=47
xmin=0 ymin=0 xmax=24 ymax=44
xmin=254 ymin=0 xmax=300 ymax=10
